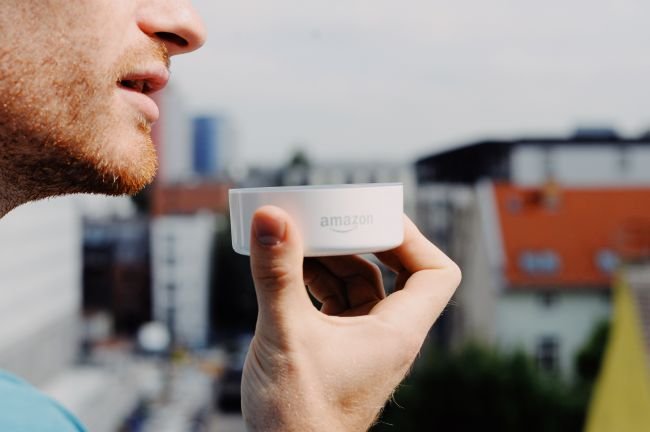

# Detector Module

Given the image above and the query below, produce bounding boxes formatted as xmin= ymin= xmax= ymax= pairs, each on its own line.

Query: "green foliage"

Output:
xmin=371 ymin=318 xmax=611 ymax=432
xmin=372 ymin=344 xmax=586 ymax=432
xmin=575 ymin=319 xmax=610 ymax=385
xmin=287 ymin=149 xmax=310 ymax=169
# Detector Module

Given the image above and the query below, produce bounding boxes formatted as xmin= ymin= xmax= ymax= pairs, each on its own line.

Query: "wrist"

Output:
xmin=242 ymin=385 xmax=340 ymax=432
xmin=242 ymin=388 xmax=375 ymax=432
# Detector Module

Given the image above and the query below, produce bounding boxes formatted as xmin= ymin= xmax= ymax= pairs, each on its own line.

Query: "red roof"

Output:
xmin=152 ymin=182 xmax=230 ymax=216
xmin=493 ymin=183 xmax=650 ymax=288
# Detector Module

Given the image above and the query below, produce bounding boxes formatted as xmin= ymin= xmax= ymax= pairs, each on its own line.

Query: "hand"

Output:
xmin=241 ymin=206 xmax=461 ymax=432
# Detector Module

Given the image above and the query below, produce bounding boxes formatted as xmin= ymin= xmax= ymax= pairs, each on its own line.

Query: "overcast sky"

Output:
xmin=172 ymin=0 xmax=650 ymax=167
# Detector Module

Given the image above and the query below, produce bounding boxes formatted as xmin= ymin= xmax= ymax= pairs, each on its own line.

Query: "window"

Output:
xmin=596 ymin=249 xmax=619 ymax=274
xmin=506 ymin=194 xmax=522 ymax=213
xmin=165 ymin=235 xmax=176 ymax=265
xmin=536 ymin=335 xmax=560 ymax=373
xmin=539 ymin=292 xmax=558 ymax=308
xmin=519 ymin=250 xmax=561 ymax=275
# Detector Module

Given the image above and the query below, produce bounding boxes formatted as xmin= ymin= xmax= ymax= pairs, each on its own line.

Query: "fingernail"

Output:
xmin=254 ymin=216 xmax=286 ymax=246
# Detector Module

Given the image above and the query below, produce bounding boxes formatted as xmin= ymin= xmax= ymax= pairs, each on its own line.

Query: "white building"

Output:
xmin=154 ymin=85 xmax=194 ymax=184
xmin=151 ymin=213 xmax=220 ymax=349
xmin=510 ymin=143 xmax=650 ymax=186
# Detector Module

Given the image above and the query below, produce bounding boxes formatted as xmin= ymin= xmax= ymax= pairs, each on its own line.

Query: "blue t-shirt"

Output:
xmin=0 ymin=370 xmax=86 ymax=431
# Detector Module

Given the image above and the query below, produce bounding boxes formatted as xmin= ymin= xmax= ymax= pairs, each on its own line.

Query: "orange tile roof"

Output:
xmin=493 ymin=183 xmax=650 ymax=288
xmin=151 ymin=182 xmax=230 ymax=216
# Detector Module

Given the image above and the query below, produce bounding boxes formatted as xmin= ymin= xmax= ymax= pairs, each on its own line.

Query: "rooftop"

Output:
xmin=151 ymin=182 xmax=230 ymax=216
xmin=492 ymin=183 xmax=650 ymax=289
xmin=416 ymin=131 xmax=650 ymax=184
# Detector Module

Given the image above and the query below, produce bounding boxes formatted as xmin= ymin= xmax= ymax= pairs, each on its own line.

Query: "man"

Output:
xmin=0 ymin=1 xmax=460 ymax=431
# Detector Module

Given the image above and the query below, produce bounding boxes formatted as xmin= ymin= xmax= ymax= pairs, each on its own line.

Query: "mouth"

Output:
xmin=116 ymin=66 xmax=170 ymax=123
xmin=117 ymin=66 xmax=169 ymax=94
xmin=119 ymin=79 xmax=153 ymax=94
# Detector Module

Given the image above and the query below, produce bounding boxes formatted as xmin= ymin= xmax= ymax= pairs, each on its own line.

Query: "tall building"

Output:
xmin=151 ymin=213 xmax=220 ymax=349
xmin=193 ymin=116 xmax=219 ymax=177
xmin=152 ymin=86 xmax=193 ymax=184
xmin=191 ymin=115 xmax=236 ymax=178
xmin=151 ymin=86 xmax=234 ymax=347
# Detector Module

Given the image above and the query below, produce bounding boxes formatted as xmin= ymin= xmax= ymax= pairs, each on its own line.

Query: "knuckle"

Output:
xmin=253 ymin=259 xmax=297 ymax=289
xmin=303 ymin=269 xmax=318 ymax=287
xmin=368 ymin=261 xmax=383 ymax=283
xmin=381 ymin=321 xmax=424 ymax=366
xmin=400 ymin=331 xmax=425 ymax=365
xmin=446 ymin=260 xmax=462 ymax=287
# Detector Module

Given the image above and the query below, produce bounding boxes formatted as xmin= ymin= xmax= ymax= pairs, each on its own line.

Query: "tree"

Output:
xmin=372 ymin=344 xmax=584 ymax=432
xmin=575 ymin=319 xmax=610 ymax=386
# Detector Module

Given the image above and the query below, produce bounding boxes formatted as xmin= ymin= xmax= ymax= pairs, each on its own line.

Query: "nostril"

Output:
xmin=155 ymin=31 xmax=188 ymax=48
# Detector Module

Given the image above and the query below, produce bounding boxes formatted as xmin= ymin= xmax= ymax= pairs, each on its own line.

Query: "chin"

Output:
xmin=100 ymin=136 xmax=158 ymax=195
xmin=66 ymin=126 xmax=159 ymax=196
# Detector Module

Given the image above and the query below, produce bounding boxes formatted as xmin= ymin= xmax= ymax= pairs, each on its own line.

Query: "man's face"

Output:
xmin=0 ymin=0 xmax=205 ymax=201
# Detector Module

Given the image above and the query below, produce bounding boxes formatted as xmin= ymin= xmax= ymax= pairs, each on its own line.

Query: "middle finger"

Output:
xmin=317 ymin=255 xmax=386 ymax=306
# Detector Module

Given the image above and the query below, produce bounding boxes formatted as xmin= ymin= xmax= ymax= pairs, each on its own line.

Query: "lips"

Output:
xmin=118 ymin=67 xmax=169 ymax=94
xmin=116 ymin=65 xmax=170 ymax=123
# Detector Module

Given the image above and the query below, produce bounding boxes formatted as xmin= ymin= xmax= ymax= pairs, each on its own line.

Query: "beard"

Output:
xmin=0 ymin=37 xmax=167 ymax=210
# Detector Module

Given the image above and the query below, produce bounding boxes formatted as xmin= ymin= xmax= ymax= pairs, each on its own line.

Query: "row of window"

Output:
xmin=517 ymin=249 xmax=619 ymax=275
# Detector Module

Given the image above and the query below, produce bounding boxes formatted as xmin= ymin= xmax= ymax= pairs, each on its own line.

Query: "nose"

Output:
xmin=137 ymin=0 xmax=207 ymax=56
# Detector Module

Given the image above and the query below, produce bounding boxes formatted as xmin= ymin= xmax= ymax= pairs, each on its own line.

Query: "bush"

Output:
xmin=372 ymin=344 xmax=587 ymax=432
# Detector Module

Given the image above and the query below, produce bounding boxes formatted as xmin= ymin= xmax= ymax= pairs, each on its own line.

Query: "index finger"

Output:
xmin=375 ymin=215 xmax=456 ymax=274
xmin=371 ymin=215 xmax=461 ymax=334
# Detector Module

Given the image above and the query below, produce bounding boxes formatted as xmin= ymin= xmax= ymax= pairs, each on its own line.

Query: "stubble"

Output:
xmin=0 ymin=29 xmax=166 ymax=213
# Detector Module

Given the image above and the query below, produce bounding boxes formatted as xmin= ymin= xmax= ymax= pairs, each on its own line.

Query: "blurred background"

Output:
xmin=1 ymin=1 xmax=650 ymax=431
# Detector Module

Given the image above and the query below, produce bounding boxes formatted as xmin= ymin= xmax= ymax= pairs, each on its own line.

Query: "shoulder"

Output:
xmin=0 ymin=369 xmax=29 ymax=385
xmin=0 ymin=371 xmax=86 ymax=432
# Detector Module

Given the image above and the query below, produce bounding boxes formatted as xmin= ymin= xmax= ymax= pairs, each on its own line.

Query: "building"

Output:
xmin=151 ymin=212 xmax=221 ymax=349
xmin=83 ymin=217 xmax=152 ymax=336
xmin=150 ymin=85 xmax=236 ymax=347
xmin=149 ymin=183 xmax=230 ymax=348
xmin=416 ymin=128 xmax=650 ymax=187
xmin=416 ymin=130 xmax=650 ymax=376
xmin=152 ymin=88 xmax=236 ymax=184
xmin=151 ymin=182 xmax=230 ymax=217
xmin=192 ymin=115 xmax=236 ymax=179
xmin=152 ymin=86 xmax=194 ymax=184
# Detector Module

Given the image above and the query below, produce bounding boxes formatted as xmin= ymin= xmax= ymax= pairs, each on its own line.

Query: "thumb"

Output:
xmin=249 ymin=205 xmax=311 ymax=327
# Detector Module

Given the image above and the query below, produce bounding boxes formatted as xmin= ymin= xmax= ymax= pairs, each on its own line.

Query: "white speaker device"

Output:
xmin=229 ymin=183 xmax=404 ymax=257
